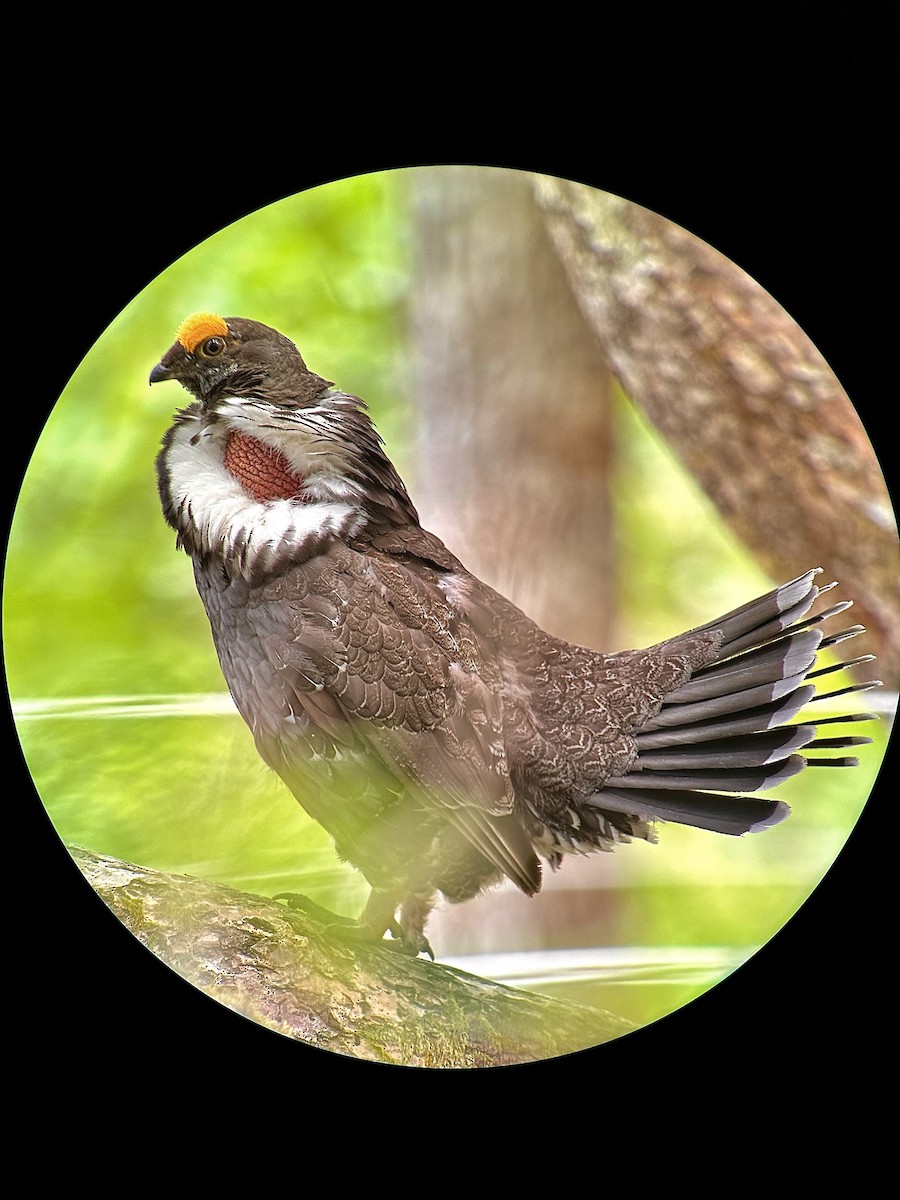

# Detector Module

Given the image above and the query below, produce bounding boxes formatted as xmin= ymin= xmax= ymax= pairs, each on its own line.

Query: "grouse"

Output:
xmin=151 ymin=312 xmax=877 ymax=955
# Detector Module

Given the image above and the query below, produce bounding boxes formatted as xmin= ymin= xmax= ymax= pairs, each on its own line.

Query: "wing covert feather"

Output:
xmin=252 ymin=543 xmax=541 ymax=892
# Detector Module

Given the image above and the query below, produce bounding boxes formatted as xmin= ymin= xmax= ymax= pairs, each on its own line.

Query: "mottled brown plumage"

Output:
xmin=151 ymin=314 xmax=878 ymax=955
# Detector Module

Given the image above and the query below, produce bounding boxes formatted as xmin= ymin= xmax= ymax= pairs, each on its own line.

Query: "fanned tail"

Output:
xmin=595 ymin=569 xmax=880 ymax=836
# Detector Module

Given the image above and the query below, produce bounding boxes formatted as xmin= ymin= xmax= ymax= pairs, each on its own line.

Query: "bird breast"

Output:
xmin=160 ymin=416 xmax=367 ymax=583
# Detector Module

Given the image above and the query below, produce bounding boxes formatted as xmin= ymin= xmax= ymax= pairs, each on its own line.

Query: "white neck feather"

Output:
xmin=162 ymin=412 xmax=367 ymax=583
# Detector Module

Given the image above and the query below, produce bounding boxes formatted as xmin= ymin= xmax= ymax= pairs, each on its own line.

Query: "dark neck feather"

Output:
xmin=325 ymin=393 xmax=421 ymax=530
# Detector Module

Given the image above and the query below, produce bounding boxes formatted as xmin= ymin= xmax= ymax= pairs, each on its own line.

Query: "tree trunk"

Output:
xmin=408 ymin=166 xmax=616 ymax=651
xmin=73 ymin=846 xmax=633 ymax=1067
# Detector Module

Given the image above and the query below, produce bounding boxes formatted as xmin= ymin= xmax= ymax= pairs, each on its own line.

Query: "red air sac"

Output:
xmin=224 ymin=431 xmax=308 ymax=502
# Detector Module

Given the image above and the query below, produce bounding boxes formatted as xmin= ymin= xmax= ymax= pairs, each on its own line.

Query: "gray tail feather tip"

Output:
xmin=604 ymin=570 xmax=880 ymax=839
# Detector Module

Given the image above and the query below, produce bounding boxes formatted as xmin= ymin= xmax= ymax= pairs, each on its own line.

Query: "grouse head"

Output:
xmin=149 ymin=313 xmax=330 ymax=408
xmin=151 ymin=313 xmax=420 ymax=579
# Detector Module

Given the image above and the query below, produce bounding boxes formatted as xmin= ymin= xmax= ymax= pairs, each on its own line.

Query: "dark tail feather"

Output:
xmin=594 ymin=787 xmax=790 ymax=836
xmin=595 ymin=570 xmax=880 ymax=837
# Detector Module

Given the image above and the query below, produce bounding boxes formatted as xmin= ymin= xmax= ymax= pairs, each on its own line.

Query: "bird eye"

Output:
xmin=200 ymin=336 xmax=225 ymax=357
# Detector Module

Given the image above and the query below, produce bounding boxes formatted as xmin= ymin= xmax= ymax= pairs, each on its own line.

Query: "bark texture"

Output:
xmin=73 ymin=846 xmax=633 ymax=1067
xmin=534 ymin=176 xmax=898 ymax=683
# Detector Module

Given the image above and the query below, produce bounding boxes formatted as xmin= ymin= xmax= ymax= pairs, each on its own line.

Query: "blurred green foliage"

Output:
xmin=6 ymin=173 xmax=411 ymax=702
xmin=4 ymin=168 xmax=885 ymax=1033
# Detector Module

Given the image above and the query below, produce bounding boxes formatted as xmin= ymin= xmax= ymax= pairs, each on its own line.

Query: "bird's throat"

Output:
xmin=224 ymin=431 xmax=309 ymax=502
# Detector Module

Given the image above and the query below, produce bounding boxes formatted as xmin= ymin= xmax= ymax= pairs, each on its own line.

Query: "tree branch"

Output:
xmin=73 ymin=846 xmax=633 ymax=1066
xmin=535 ymin=177 xmax=898 ymax=684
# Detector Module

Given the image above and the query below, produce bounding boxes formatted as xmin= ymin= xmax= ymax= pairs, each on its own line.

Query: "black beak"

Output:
xmin=149 ymin=362 xmax=171 ymax=385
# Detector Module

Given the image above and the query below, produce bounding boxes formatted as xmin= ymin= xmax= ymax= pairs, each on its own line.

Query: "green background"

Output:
xmin=4 ymin=168 xmax=887 ymax=1034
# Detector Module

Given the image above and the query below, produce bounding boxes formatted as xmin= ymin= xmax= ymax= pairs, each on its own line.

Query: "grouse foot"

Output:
xmin=275 ymin=891 xmax=434 ymax=958
xmin=274 ymin=891 xmax=357 ymax=926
